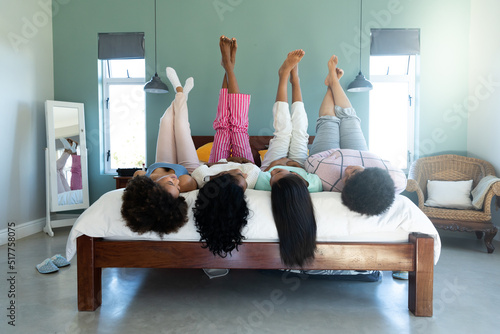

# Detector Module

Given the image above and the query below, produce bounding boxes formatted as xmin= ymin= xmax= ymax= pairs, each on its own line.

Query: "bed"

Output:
xmin=68 ymin=135 xmax=439 ymax=317
xmin=68 ymin=187 xmax=440 ymax=317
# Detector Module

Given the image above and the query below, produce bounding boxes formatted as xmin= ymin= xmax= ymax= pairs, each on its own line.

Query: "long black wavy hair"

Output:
xmin=341 ymin=167 xmax=395 ymax=216
xmin=121 ymin=176 xmax=188 ymax=237
xmin=193 ymin=173 xmax=250 ymax=257
xmin=271 ymin=174 xmax=317 ymax=267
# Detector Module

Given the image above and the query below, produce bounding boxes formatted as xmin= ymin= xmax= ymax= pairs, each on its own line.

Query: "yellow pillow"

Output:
xmin=196 ymin=142 xmax=213 ymax=162
xmin=257 ymin=149 xmax=309 ymax=163
xmin=258 ymin=149 xmax=268 ymax=162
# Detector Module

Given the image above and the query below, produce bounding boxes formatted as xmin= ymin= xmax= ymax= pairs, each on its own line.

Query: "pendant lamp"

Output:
xmin=347 ymin=0 xmax=373 ymax=93
xmin=144 ymin=0 xmax=168 ymax=93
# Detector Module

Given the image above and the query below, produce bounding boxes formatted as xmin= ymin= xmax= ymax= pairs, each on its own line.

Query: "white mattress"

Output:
xmin=66 ymin=189 xmax=441 ymax=264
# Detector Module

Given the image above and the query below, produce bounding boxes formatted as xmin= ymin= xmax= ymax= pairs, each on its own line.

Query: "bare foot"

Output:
xmin=324 ymin=55 xmax=340 ymax=87
xmin=278 ymin=49 xmax=305 ymax=79
xmin=336 ymin=68 xmax=344 ymax=80
xmin=220 ymin=35 xmax=233 ymax=71
xmin=230 ymin=38 xmax=237 ymax=65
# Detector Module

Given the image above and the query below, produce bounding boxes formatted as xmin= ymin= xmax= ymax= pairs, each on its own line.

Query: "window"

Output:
xmin=101 ymin=59 xmax=146 ymax=173
xmin=369 ymin=29 xmax=420 ymax=172
xmin=369 ymin=55 xmax=417 ymax=171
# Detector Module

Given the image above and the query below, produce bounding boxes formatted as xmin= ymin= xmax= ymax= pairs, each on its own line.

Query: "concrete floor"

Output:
xmin=0 ymin=227 xmax=499 ymax=334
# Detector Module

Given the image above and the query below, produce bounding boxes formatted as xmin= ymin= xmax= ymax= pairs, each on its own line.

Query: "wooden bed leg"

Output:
xmin=408 ymin=233 xmax=434 ymax=317
xmin=77 ymin=235 xmax=102 ymax=311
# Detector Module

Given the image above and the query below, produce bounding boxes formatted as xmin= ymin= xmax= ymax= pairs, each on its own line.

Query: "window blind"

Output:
xmin=370 ymin=29 xmax=420 ymax=55
xmin=98 ymin=32 xmax=145 ymax=60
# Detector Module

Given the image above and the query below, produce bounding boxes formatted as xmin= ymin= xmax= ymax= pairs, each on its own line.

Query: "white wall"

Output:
xmin=0 ymin=0 xmax=54 ymax=243
xmin=468 ymin=0 xmax=500 ymax=239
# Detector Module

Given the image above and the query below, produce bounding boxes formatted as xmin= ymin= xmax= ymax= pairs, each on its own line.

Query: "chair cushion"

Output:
xmin=424 ymin=180 xmax=473 ymax=209
xmin=422 ymin=206 xmax=491 ymax=222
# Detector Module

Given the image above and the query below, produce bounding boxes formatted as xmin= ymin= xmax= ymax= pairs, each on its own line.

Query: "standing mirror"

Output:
xmin=44 ymin=100 xmax=89 ymax=236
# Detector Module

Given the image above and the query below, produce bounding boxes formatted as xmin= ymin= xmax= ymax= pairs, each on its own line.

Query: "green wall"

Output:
xmin=52 ymin=0 xmax=471 ymax=203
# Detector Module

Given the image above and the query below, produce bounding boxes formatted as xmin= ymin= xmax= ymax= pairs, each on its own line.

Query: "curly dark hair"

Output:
xmin=193 ymin=173 xmax=249 ymax=257
xmin=271 ymin=174 xmax=317 ymax=267
xmin=121 ymin=176 xmax=188 ymax=237
xmin=341 ymin=167 xmax=395 ymax=216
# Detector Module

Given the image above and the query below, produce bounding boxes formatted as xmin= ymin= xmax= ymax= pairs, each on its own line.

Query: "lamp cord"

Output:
xmin=154 ymin=0 xmax=157 ymax=73
xmin=359 ymin=0 xmax=363 ymax=70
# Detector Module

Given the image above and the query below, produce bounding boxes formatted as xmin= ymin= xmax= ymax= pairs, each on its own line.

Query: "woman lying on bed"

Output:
xmin=121 ymin=68 xmax=199 ymax=237
xmin=258 ymin=53 xmax=406 ymax=270
xmin=256 ymin=49 xmax=321 ymax=267
xmin=191 ymin=36 xmax=260 ymax=258
xmin=305 ymin=54 xmax=407 ymax=216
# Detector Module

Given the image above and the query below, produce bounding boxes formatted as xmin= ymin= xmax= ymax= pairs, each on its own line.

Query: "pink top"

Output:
xmin=305 ymin=149 xmax=407 ymax=193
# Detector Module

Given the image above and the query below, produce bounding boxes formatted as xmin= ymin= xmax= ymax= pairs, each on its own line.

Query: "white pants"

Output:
xmin=260 ymin=101 xmax=309 ymax=171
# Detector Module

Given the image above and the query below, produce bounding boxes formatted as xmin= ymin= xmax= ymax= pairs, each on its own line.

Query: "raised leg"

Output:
xmin=209 ymin=89 xmax=231 ymax=163
xmin=172 ymin=90 xmax=201 ymax=173
xmin=228 ymin=93 xmax=254 ymax=162
xmin=288 ymin=53 xmax=309 ymax=167
xmin=163 ymin=68 xmax=200 ymax=172
xmin=221 ymin=36 xmax=253 ymax=162
xmin=318 ymin=87 xmax=335 ymax=117
xmin=408 ymin=233 xmax=434 ymax=317
xmin=261 ymin=50 xmax=305 ymax=170
xmin=209 ymin=37 xmax=235 ymax=163
xmin=325 ymin=55 xmax=351 ymax=109
xmin=309 ymin=57 xmax=347 ymax=156
xmin=223 ymin=36 xmax=240 ymax=94
xmin=155 ymin=101 xmax=176 ymax=163
xmin=77 ymin=235 xmax=102 ymax=311
xmin=260 ymin=102 xmax=292 ymax=171
xmin=289 ymin=102 xmax=309 ymax=167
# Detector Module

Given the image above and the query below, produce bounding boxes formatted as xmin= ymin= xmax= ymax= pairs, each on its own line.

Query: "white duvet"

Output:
xmin=66 ymin=189 xmax=441 ymax=264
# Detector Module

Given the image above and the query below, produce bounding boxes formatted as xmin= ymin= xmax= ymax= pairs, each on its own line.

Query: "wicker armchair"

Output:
xmin=406 ymin=154 xmax=499 ymax=253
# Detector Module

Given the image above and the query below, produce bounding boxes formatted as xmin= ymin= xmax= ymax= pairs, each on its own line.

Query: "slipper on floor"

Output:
xmin=36 ymin=259 xmax=59 ymax=274
xmin=50 ymin=254 xmax=70 ymax=268
xmin=392 ymin=271 xmax=409 ymax=280
xmin=203 ymin=268 xmax=229 ymax=279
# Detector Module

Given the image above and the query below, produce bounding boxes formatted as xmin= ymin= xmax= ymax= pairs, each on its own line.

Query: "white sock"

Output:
xmin=166 ymin=67 xmax=181 ymax=90
xmin=183 ymin=77 xmax=194 ymax=99
xmin=60 ymin=138 xmax=71 ymax=150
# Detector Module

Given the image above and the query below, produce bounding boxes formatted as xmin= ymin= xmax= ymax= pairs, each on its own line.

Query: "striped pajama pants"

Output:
xmin=208 ymin=88 xmax=254 ymax=163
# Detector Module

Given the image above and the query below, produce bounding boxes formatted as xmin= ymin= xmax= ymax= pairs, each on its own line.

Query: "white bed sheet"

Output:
xmin=58 ymin=189 xmax=83 ymax=206
xmin=66 ymin=189 xmax=441 ymax=264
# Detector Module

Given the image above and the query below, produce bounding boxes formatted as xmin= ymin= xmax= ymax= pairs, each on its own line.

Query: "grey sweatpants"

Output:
xmin=309 ymin=106 xmax=368 ymax=156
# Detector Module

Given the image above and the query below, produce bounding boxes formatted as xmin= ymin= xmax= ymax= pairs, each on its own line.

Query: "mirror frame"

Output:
xmin=45 ymin=100 xmax=90 ymax=212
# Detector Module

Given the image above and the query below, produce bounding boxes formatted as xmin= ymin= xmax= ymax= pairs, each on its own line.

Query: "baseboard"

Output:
xmin=0 ymin=218 xmax=45 ymax=246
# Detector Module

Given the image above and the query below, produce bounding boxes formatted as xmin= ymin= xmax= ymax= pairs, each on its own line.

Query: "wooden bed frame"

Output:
xmin=77 ymin=233 xmax=434 ymax=316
